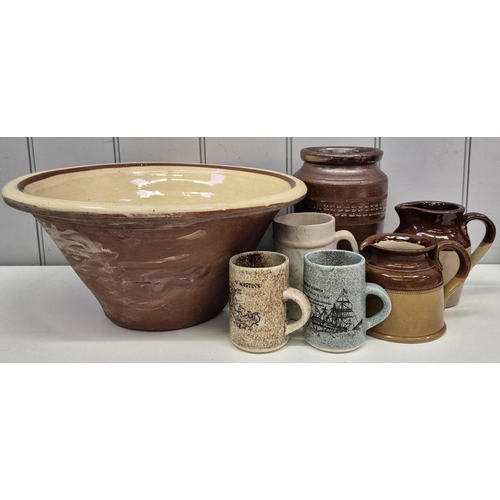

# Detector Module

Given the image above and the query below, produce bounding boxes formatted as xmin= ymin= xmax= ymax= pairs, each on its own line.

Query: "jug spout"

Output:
xmin=394 ymin=201 xmax=467 ymax=242
xmin=360 ymin=233 xmax=437 ymax=272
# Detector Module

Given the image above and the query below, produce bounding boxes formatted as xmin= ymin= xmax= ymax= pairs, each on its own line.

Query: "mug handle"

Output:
xmin=461 ymin=212 xmax=496 ymax=267
xmin=432 ymin=240 xmax=471 ymax=303
xmin=365 ymin=283 xmax=392 ymax=331
xmin=283 ymin=288 xmax=312 ymax=336
xmin=334 ymin=230 xmax=359 ymax=253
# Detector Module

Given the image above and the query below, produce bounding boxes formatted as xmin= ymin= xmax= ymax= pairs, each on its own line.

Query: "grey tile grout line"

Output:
xmin=26 ymin=137 xmax=46 ymax=266
xmin=462 ymin=137 xmax=472 ymax=210
xmin=113 ymin=137 xmax=121 ymax=163
xmin=286 ymin=137 xmax=292 ymax=175
xmin=285 ymin=138 xmax=293 ymax=213
xmin=199 ymin=137 xmax=207 ymax=163
xmin=375 ymin=137 xmax=382 ymax=167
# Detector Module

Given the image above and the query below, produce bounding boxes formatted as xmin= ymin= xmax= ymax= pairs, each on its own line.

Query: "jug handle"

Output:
xmin=433 ymin=241 xmax=471 ymax=303
xmin=461 ymin=212 xmax=496 ymax=267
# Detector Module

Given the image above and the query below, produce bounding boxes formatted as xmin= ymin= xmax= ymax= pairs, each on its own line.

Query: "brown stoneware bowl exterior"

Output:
xmin=2 ymin=162 xmax=307 ymax=331
xmin=293 ymin=147 xmax=388 ymax=249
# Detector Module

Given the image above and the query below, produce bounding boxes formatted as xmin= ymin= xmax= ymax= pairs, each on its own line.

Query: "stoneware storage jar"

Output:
xmin=360 ymin=233 xmax=471 ymax=343
xmin=293 ymin=146 xmax=388 ymax=249
xmin=394 ymin=200 xmax=496 ymax=307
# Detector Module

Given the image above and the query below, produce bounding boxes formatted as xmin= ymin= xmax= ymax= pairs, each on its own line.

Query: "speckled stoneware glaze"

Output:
xmin=2 ymin=162 xmax=307 ymax=331
xmin=229 ymin=251 xmax=311 ymax=353
xmin=303 ymin=249 xmax=391 ymax=353
xmin=273 ymin=212 xmax=358 ymax=320
xmin=361 ymin=233 xmax=471 ymax=343
xmin=394 ymin=201 xmax=496 ymax=307
xmin=293 ymin=147 xmax=388 ymax=249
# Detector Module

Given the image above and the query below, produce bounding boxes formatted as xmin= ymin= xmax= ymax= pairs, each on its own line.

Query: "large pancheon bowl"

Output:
xmin=2 ymin=162 xmax=307 ymax=331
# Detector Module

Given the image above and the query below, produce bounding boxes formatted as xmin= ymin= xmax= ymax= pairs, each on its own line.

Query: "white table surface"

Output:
xmin=1 ymin=264 xmax=499 ymax=362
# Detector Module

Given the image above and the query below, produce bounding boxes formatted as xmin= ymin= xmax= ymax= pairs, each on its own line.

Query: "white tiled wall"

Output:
xmin=1 ymin=137 xmax=498 ymax=264
xmin=119 ymin=137 xmax=201 ymax=163
xmin=468 ymin=138 xmax=500 ymax=263
xmin=0 ymin=138 xmax=40 ymax=265
xmin=205 ymin=138 xmax=288 ymax=172
xmin=381 ymin=137 xmax=467 ymax=233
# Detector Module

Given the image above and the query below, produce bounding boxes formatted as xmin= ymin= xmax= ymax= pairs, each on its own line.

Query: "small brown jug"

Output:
xmin=394 ymin=201 xmax=496 ymax=307
xmin=360 ymin=233 xmax=471 ymax=343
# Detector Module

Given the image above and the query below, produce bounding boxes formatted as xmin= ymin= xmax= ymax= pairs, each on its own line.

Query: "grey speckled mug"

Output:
xmin=229 ymin=251 xmax=311 ymax=353
xmin=303 ymin=249 xmax=391 ymax=353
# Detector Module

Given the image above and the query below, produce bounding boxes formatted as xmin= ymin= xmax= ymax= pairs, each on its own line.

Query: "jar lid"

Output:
xmin=300 ymin=146 xmax=383 ymax=165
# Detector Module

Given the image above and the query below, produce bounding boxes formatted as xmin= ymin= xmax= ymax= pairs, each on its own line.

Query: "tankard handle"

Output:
xmin=283 ymin=288 xmax=312 ymax=336
xmin=433 ymin=241 xmax=471 ymax=303
xmin=461 ymin=212 xmax=496 ymax=267
xmin=334 ymin=230 xmax=359 ymax=253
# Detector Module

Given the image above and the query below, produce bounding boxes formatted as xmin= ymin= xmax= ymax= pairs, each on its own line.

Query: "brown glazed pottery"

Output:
xmin=394 ymin=200 xmax=496 ymax=307
xmin=2 ymin=162 xmax=307 ymax=331
xmin=293 ymin=146 xmax=388 ymax=249
xmin=360 ymin=233 xmax=471 ymax=343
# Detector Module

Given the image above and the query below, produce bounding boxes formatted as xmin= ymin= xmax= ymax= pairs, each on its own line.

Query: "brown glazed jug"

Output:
xmin=394 ymin=201 xmax=496 ymax=307
xmin=360 ymin=233 xmax=471 ymax=343
xmin=293 ymin=146 xmax=388 ymax=249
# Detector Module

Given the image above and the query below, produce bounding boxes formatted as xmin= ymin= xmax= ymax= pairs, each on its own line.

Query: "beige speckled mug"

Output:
xmin=229 ymin=251 xmax=311 ymax=353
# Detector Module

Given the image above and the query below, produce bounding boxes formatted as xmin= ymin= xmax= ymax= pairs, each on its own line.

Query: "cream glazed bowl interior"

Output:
xmin=2 ymin=162 xmax=307 ymax=331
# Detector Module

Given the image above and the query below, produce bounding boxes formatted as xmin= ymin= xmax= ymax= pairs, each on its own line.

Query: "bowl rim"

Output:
xmin=2 ymin=162 xmax=307 ymax=218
